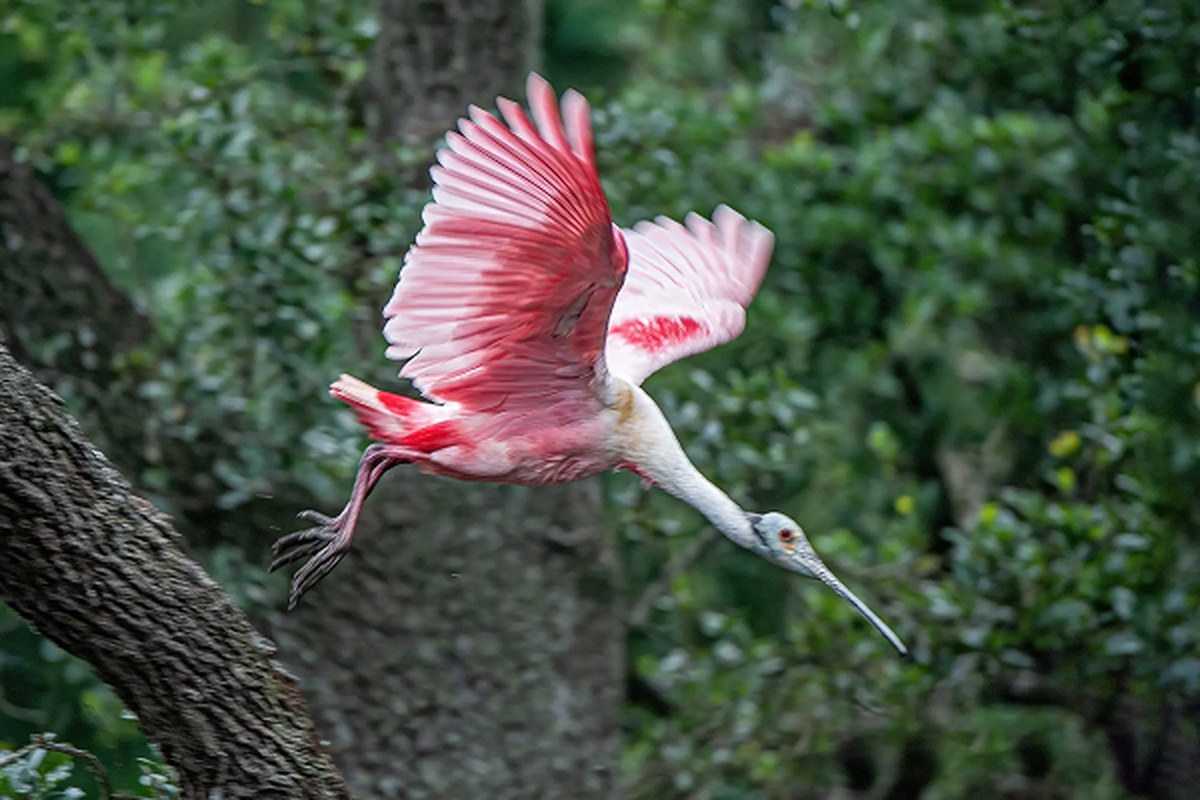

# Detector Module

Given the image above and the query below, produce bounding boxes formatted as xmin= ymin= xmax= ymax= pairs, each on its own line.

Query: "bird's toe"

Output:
xmin=269 ymin=513 xmax=342 ymax=572
xmin=272 ymin=525 xmax=331 ymax=554
xmin=269 ymin=538 xmax=325 ymax=572
xmin=271 ymin=510 xmax=358 ymax=608
xmin=297 ymin=509 xmax=336 ymax=526
xmin=287 ymin=545 xmax=349 ymax=610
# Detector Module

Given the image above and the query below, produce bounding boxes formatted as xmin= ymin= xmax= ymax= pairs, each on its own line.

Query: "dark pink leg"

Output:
xmin=270 ymin=443 xmax=413 ymax=608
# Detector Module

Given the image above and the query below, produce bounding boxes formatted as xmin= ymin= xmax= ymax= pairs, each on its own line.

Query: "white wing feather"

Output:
xmin=604 ymin=205 xmax=774 ymax=385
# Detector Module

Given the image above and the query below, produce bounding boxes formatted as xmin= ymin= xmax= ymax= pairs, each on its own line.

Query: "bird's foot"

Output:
xmin=270 ymin=509 xmax=355 ymax=610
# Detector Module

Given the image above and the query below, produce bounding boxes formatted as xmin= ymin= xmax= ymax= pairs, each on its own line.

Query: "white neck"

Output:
xmin=614 ymin=382 xmax=758 ymax=551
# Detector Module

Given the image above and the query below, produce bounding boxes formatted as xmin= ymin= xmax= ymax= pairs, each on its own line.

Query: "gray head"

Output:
xmin=748 ymin=511 xmax=907 ymax=655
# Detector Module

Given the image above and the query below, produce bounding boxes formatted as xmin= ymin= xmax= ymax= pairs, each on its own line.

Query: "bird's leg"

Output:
xmin=271 ymin=443 xmax=410 ymax=608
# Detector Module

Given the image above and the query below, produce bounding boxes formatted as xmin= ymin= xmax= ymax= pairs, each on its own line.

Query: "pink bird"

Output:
xmin=272 ymin=74 xmax=906 ymax=654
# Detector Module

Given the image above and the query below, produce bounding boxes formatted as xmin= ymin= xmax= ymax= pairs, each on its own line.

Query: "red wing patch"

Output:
xmin=399 ymin=420 xmax=463 ymax=451
xmin=608 ymin=316 xmax=707 ymax=352
xmin=378 ymin=390 xmax=422 ymax=418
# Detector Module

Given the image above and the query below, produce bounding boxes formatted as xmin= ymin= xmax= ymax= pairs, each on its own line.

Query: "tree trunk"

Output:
xmin=269 ymin=480 xmax=623 ymax=798
xmin=266 ymin=1 xmax=625 ymax=797
xmin=0 ymin=140 xmax=151 ymax=367
xmin=366 ymin=0 xmax=542 ymax=148
xmin=0 ymin=136 xmax=152 ymax=475
xmin=0 ymin=345 xmax=348 ymax=800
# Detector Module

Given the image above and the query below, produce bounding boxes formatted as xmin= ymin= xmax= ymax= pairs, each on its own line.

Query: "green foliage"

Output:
xmin=0 ymin=607 xmax=171 ymax=797
xmin=0 ymin=732 xmax=178 ymax=799
xmin=599 ymin=0 xmax=1200 ymax=796
xmin=1 ymin=741 xmax=85 ymax=800
xmin=3 ymin=0 xmax=1199 ymax=796
xmin=4 ymin=0 xmax=407 ymax=517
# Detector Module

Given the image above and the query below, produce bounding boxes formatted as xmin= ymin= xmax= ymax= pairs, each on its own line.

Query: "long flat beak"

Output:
xmin=802 ymin=559 xmax=908 ymax=656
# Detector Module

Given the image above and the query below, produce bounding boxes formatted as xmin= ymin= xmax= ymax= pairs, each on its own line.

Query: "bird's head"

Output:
xmin=747 ymin=511 xmax=908 ymax=655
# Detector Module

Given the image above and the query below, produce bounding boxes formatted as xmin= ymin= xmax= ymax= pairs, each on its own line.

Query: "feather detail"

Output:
xmin=332 ymin=374 xmax=458 ymax=450
xmin=605 ymin=205 xmax=774 ymax=386
xmin=381 ymin=73 xmax=626 ymax=432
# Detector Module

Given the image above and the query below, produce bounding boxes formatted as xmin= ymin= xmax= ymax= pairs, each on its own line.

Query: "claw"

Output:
xmin=287 ymin=545 xmax=349 ymax=610
xmin=270 ymin=510 xmax=355 ymax=608
xmin=272 ymin=524 xmax=337 ymax=557
xmin=268 ymin=537 xmax=326 ymax=573
xmin=270 ymin=443 xmax=411 ymax=609
xmin=297 ymin=509 xmax=335 ymax=526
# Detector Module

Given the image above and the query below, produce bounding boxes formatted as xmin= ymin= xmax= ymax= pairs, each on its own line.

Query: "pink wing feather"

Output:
xmin=383 ymin=73 xmax=628 ymax=419
xmin=604 ymin=205 xmax=775 ymax=386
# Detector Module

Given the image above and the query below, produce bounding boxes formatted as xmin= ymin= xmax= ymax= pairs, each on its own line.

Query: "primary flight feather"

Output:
xmin=272 ymin=73 xmax=906 ymax=655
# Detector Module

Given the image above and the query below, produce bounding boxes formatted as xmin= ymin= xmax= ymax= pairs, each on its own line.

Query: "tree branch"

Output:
xmin=0 ymin=136 xmax=151 ymax=377
xmin=0 ymin=345 xmax=348 ymax=800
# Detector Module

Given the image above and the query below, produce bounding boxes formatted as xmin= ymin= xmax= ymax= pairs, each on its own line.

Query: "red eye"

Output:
xmin=779 ymin=529 xmax=794 ymax=542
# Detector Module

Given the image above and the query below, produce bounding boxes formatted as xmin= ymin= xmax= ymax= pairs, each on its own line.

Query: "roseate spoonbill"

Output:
xmin=271 ymin=74 xmax=906 ymax=655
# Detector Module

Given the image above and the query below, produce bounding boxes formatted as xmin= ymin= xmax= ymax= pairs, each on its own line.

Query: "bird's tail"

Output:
xmin=330 ymin=374 xmax=453 ymax=450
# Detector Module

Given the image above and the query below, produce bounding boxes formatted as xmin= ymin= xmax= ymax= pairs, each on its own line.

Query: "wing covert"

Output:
xmin=605 ymin=205 xmax=774 ymax=385
xmin=383 ymin=74 xmax=628 ymax=418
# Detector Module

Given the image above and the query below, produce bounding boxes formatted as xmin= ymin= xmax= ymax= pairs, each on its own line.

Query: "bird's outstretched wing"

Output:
xmin=604 ymin=205 xmax=774 ymax=386
xmin=383 ymin=73 xmax=628 ymax=417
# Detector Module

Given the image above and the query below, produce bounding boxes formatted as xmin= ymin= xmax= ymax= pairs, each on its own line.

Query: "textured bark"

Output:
xmin=366 ymin=0 xmax=542 ymax=148
xmin=267 ymin=1 xmax=625 ymax=796
xmin=269 ymin=479 xmax=623 ymax=798
xmin=0 ymin=345 xmax=348 ymax=800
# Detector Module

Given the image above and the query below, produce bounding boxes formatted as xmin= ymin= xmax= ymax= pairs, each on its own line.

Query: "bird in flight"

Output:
xmin=272 ymin=74 xmax=906 ymax=655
